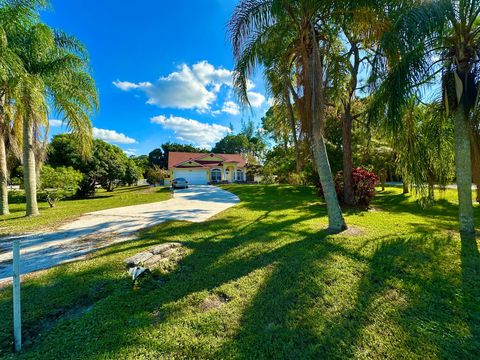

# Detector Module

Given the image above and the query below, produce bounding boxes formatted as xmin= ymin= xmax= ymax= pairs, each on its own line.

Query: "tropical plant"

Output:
xmin=319 ymin=167 xmax=379 ymax=207
xmin=0 ymin=0 xmax=46 ymax=215
xmin=395 ymin=101 xmax=455 ymax=204
xmin=229 ymin=0 xmax=347 ymax=231
xmin=371 ymin=0 xmax=480 ymax=233
xmin=13 ymin=21 xmax=97 ymax=215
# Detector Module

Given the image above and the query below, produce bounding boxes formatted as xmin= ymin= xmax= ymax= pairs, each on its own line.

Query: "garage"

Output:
xmin=172 ymin=169 xmax=208 ymax=185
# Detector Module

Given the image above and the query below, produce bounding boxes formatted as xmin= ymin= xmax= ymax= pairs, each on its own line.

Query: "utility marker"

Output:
xmin=13 ymin=239 xmax=21 ymax=352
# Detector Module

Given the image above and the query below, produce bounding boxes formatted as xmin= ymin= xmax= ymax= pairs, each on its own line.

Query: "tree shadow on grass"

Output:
xmin=0 ymin=200 xmax=323 ymax=357
xmin=460 ymin=232 xmax=480 ymax=349
xmin=0 ymin=185 xmax=479 ymax=359
xmin=217 ymin=232 xmax=480 ymax=359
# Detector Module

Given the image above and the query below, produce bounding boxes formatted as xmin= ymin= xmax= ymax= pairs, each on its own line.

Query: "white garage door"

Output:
xmin=173 ymin=169 xmax=208 ymax=185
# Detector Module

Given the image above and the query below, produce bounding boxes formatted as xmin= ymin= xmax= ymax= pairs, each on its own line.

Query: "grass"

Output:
xmin=0 ymin=185 xmax=479 ymax=359
xmin=0 ymin=186 xmax=171 ymax=235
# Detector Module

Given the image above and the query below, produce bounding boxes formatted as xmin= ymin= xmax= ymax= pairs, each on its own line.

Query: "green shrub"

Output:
xmin=40 ymin=165 xmax=83 ymax=207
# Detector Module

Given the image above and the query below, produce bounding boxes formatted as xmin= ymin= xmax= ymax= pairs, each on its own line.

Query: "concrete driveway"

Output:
xmin=0 ymin=185 xmax=239 ymax=282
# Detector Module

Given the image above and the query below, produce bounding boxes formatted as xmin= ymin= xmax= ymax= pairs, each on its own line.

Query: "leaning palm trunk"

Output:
xmin=0 ymin=134 xmax=9 ymax=215
xmin=306 ymin=34 xmax=346 ymax=232
xmin=311 ymin=128 xmax=346 ymax=231
xmin=454 ymin=101 xmax=474 ymax=233
xmin=23 ymin=115 xmax=39 ymax=216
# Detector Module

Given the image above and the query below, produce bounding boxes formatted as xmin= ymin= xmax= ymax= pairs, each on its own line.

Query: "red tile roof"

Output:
xmin=168 ymin=152 xmax=247 ymax=168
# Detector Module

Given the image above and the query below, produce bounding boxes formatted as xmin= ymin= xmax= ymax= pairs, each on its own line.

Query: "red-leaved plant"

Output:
xmin=319 ymin=168 xmax=379 ymax=208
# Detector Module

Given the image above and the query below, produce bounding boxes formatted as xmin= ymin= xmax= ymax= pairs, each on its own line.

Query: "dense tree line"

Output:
xmin=46 ymin=134 xmax=141 ymax=195
xmin=229 ymin=0 xmax=480 ymax=234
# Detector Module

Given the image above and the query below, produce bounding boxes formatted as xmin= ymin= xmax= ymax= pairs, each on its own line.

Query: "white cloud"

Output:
xmin=192 ymin=61 xmax=232 ymax=86
xmin=49 ymin=119 xmax=63 ymax=127
xmin=112 ymin=80 xmax=141 ymax=91
xmin=150 ymin=115 xmax=231 ymax=149
xmin=93 ymin=127 xmax=137 ymax=144
xmin=114 ymin=61 xmax=233 ymax=112
xmin=247 ymin=91 xmax=266 ymax=108
xmin=124 ymin=148 xmax=137 ymax=156
xmin=220 ymin=101 xmax=240 ymax=115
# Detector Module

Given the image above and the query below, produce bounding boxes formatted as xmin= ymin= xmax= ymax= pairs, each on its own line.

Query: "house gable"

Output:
xmin=195 ymin=153 xmax=226 ymax=162
xmin=174 ymin=160 xmax=204 ymax=168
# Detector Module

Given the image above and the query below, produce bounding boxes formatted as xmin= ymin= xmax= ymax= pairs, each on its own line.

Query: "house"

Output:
xmin=166 ymin=152 xmax=247 ymax=185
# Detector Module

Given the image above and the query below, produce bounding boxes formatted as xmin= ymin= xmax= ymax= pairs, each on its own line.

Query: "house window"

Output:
xmin=236 ymin=169 xmax=244 ymax=181
xmin=211 ymin=168 xmax=221 ymax=181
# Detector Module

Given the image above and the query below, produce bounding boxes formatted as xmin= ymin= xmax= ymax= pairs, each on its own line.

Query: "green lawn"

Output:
xmin=0 ymin=185 xmax=479 ymax=359
xmin=0 ymin=186 xmax=171 ymax=236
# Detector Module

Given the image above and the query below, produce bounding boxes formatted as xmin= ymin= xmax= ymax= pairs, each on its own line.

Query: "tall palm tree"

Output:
xmin=13 ymin=23 xmax=97 ymax=216
xmin=229 ymin=0 xmax=347 ymax=231
xmin=372 ymin=0 xmax=479 ymax=233
xmin=0 ymin=0 xmax=45 ymax=215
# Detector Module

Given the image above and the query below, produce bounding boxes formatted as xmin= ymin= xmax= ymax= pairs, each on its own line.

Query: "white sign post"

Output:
xmin=13 ymin=239 xmax=21 ymax=352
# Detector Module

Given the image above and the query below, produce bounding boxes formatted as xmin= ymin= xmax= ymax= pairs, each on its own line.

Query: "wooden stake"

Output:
xmin=13 ymin=239 xmax=21 ymax=352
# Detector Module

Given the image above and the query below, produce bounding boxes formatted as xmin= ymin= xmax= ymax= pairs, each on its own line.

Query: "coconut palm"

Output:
xmin=371 ymin=0 xmax=480 ymax=233
xmin=229 ymin=0 xmax=347 ymax=231
xmin=13 ymin=23 xmax=98 ymax=216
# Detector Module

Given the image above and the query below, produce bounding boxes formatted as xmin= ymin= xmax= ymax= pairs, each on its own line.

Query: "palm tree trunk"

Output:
xmin=311 ymin=131 xmax=346 ymax=231
xmin=342 ymin=113 xmax=354 ymax=205
xmin=306 ymin=30 xmax=346 ymax=232
xmin=454 ymin=102 xmax=474 ymax=233
xmin=0 ymin=134 xmax=9 ymax=215
xmin=23 ymin=116 xmax=39 ymax=216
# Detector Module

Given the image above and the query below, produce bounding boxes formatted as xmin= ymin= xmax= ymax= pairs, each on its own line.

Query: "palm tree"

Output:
xmin=13 ymin=23 xmax=98 ymax=216
xmin=229 ymin=0 xmax=347 ymax=232
xmin=395 ymin=101 xmax=455 ymax=204
xmin=0 ymin=0 xmax=44 ymax=215
xmin=371 ymin=0 xmax=480 ymax=233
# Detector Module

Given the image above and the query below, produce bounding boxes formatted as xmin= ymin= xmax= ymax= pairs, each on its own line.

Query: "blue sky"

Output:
xmin=42 ymin=0 xmax=270 ymax=156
